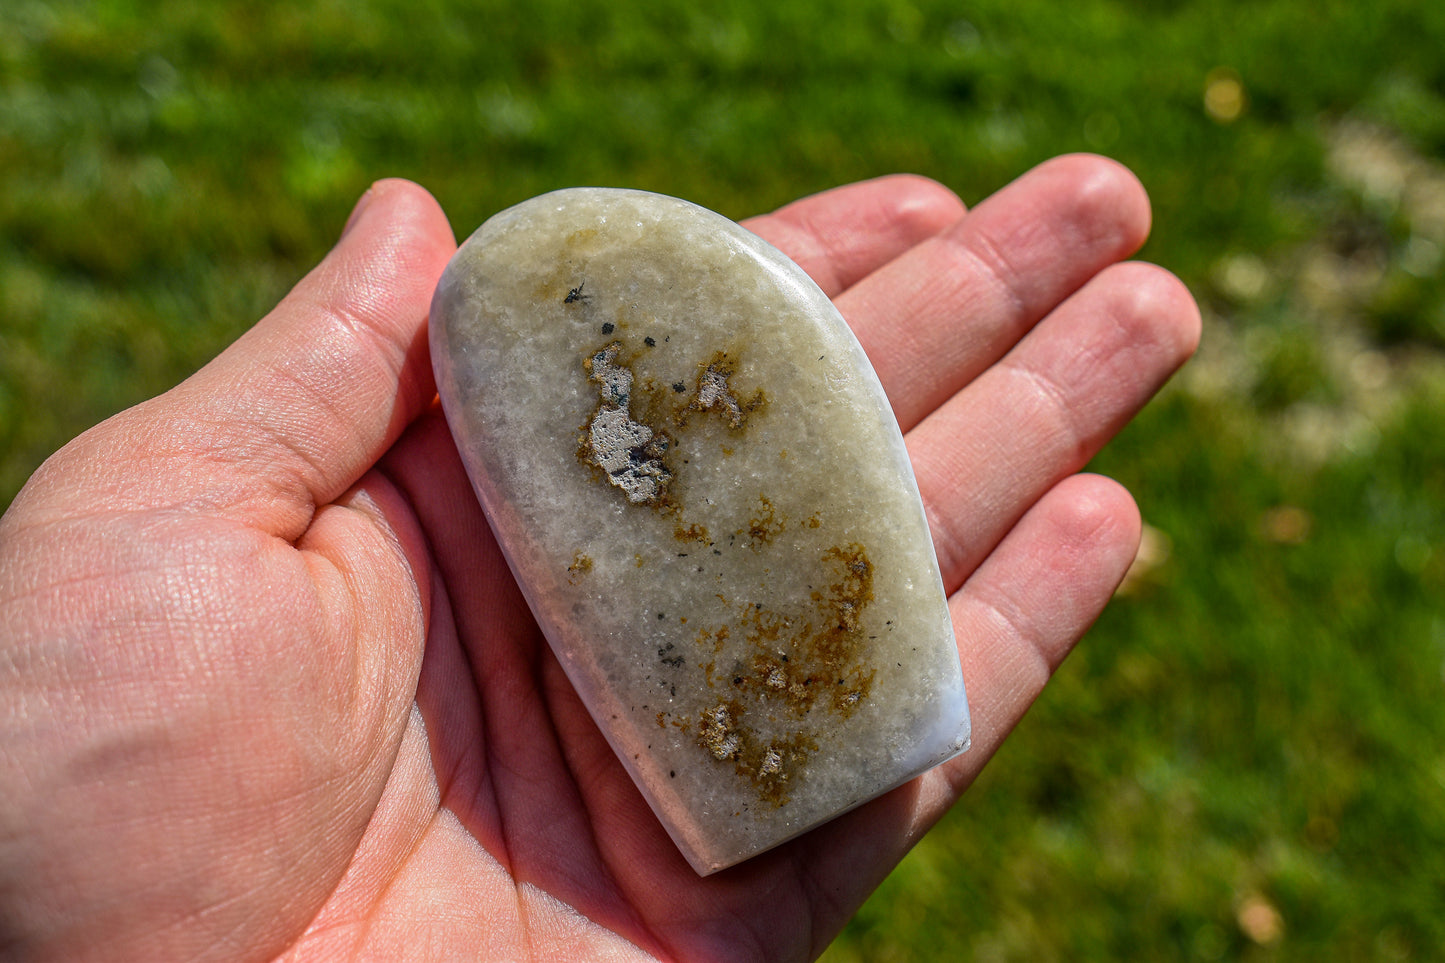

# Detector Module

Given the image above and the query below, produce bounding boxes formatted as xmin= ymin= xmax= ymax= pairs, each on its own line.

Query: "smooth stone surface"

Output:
xmin=431 ymin=188 xmax=970 ymax=874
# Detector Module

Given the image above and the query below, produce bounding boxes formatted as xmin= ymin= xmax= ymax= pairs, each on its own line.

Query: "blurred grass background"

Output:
xmin=3 ymin=0 xmax=1445 ymax=958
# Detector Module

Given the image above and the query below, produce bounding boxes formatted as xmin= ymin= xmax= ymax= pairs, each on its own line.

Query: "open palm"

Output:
xmin=0 ymin=159 xmax=1198 ymax=962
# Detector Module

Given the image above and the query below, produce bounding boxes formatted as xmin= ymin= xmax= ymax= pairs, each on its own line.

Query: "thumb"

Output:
xmin=13 ymin=179 xmax=457 ymax=539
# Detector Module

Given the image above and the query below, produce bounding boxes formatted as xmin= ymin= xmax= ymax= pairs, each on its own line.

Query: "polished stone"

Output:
xmin=430 ymin=188 xmax=970 ymax=874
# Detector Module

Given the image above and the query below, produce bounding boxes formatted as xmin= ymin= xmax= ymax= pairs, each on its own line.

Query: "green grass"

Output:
xmin=4 ymin=0 xmax=1445 ymax=958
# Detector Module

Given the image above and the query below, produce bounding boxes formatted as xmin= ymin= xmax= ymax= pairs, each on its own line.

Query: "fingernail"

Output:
xmin=341 ymin=183 xmax=379 ymax=239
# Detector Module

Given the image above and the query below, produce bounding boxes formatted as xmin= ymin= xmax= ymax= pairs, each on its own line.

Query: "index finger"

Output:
xmin=742 ymin=174 xmax=965 ymax=297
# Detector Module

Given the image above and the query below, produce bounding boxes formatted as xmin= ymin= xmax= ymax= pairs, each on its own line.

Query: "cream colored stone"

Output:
xmin=431 ymin=188 xmax=969 ymax=874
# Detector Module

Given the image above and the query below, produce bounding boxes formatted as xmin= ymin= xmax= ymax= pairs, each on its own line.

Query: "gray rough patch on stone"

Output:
xmin=694 ymin=363 xmax=744 ymax=428
xmin=430 ymin=187 xmax=970 ymax=875
xmin=584 ymin=342 xmax=672 ymax=504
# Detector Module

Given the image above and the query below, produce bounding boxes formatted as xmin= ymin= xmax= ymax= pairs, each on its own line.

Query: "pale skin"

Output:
xmin=0 ymin=156 xmax=1200 ymax=962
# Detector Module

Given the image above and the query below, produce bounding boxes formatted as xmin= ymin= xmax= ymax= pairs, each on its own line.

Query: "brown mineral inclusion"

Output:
xmin=430 ymin=188 xmax=970 ymax=874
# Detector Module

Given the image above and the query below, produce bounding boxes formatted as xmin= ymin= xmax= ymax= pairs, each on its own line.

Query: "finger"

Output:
xmin=932 ymin=473 xmax=1141 ymax=798
xmin=836 ymin=154 xmax=1152 ymax=431
xmin=795 ymin=473 xmax=1141 ymax=945
xmin=375 ymin=411 xmax=571 ymax=855
xmin=742 ymin=174 xmax=966 ymax=297
xmin=31 ymin=180 xmax=457 ymax=539
xmin=909 ymin=261 xmax=1199 ymax=593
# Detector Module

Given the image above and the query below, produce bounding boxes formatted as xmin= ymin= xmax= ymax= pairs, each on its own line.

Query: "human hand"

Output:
xmin=0 ymin=159 xmax=1199 ymax=962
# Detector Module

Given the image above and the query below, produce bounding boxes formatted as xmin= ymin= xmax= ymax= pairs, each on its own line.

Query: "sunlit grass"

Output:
xmin=3 ymin=1 xmax=1444 ymax=958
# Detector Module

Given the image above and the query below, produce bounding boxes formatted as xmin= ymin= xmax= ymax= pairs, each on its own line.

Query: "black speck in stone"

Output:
xmin=644 ymin=336 xmax=656 ymax=347
xmin=670 ymin=770 xmax=676 ymax=778
xmin=672 ymin=382 xmax=686 ymax=393
xmin=658 ymin=613 xmax=665 ymax=619
xmin=601 ymin=322 xmax=615 ymax=334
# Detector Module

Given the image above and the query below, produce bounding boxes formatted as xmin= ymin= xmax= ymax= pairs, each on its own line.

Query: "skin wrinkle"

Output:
xmin=367 ymin=439 xmax=511 ymax=861
xmin=309 ymin=288 xmax=425 ymax=408
xmin=744 ymin=175 xmax=964 ymax=298
xmin=144 ymin=858 xmax=304 ymax=961
xmin=93 ymin=411 xmax=315 ymax=528
xmin=308 ymin=511 xmax=417 ymax=716
xmin=790 ymin=212 xmax=857 ymax=288
xmin=7 ymin=525 xmax=279 ymax=701
xmin=235 ymin=360 xmax=384 ymax=521
xmin=253 ymin=365 xmax=363 ymax=487
xmin=792 ymin=850 xmax=832 ymax=962
xmin=995 ymin=358 xmax=1094 ymax=471
xmin=968 ymin=579 xmax=1054 ymax=681
xmin=956 ymin=596 xmax=1051 ymax=748
xmin=794 ymin=795 xmax=926 ymax=943
xmin=4 ymin=415 xmax=255 ymax=527
xmin=68 ymin=408 xmax=324 ymax=534
xmin=920 ymin=496 xmax=965 ymax=594
xmin=445 ymin=600 xmax=548 ymax=799
xmin=644 ymin=894 xmax=770 ymax=963
xmin=424 ymin=606 xmax=488 ymax=823
xmin=278 ymin=757 xmax=396 ymax=959
xmin=470 ymin=616 xmax=561 ymax=946
xmin=942 ymin=217 xmax=1033 ymax=339
xmin=912 ymin=419 xmax=1013 ymax=593
xmin=361 ymin=461 xmax=483 ymax=800
xmin=535 ymin=666 xmax=661 ymax=950
xmin=229 ymin=780 xmax=394 ymax=959
xmin=846 ymin=268 xmax=958 ymax=421
xmin=324 ymin=736 xmax=446 ymax=962
xmin=53 ymin=745 xmax=342 ymax=961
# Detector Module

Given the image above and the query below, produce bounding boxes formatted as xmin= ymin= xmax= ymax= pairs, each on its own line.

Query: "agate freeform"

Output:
xmin=429 ymin=187 xmax=970 ymax=874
